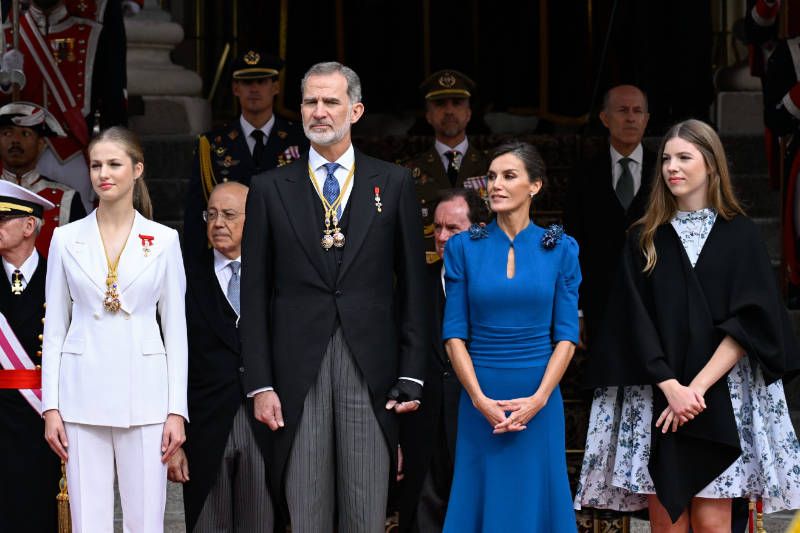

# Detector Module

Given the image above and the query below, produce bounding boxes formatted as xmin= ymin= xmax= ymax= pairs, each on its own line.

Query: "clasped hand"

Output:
xmin=474 ymin=394 xmax=547 ymax=434
xmin=655 ymin=381 xmax=706 ymax=433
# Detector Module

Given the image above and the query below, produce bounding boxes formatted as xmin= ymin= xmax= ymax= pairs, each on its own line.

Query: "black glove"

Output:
xmin=386 ymin=379 xmax=423 ymax=404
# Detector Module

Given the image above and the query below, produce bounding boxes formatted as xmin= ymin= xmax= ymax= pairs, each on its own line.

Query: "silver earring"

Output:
xmin=529 ymin=192 xmax=535 ymax=198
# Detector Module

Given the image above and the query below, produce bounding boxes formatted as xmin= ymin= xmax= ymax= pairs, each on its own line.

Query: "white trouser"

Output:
xmin=64 ymin=422 xmax=167 ymax=533
xmin=37 ymin=147 xmax=96 ymax=212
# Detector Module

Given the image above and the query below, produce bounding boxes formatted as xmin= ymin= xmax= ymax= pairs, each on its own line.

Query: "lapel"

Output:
xmin=64 ymin=211 xmax=109 ymax=297
xmin=189 ymin=253 xmax=239 ymax=353
xmin=419 ymin=147 xmax=450 ymax=189
xmin=458 ymin=145 xmax=486 ymax=180
xmin=115 ymin=213 xmax=167 ymax=294
xmin=274 ymin=154 xmax=335 ymax=287
xmin=229 ymin=121 xmax=256 ymax=180
xmin=337 ymin=150 xmax=384 ymax=282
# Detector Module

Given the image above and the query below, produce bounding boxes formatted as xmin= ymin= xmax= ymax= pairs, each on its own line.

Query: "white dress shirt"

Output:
xmin=240 ymin=114 xmax=276 ymax=156
xmin=3 ymin=249 xmax=39 ymax=291
xmin=308 ymin=144 xmax=356 ymax=211
xmin=435 ymin=138 xmax=469 ymax=172
xmin=213 ymin=249 xmax=241 ymax=317
xmin=610 ymin=143 xmax=644 ymax=196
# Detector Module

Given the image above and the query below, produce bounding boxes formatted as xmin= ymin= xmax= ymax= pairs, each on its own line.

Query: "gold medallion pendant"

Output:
xmin=309 ymin=163 xmax=355 ymax=251
xmin=103 ymin=279 xmax=121 ymax=313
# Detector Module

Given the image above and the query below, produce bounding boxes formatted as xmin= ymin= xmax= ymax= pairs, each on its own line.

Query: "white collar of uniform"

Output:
xmin=28 ymin=5 xmax=69 ymax=32
xmin=240 ymin=114 xmax=276 ymax=142
xmin=213 ymin=249 xmax=241 ymax=274
xmin=435 ymin=138 xmax=469 ymax=159
xmin=3 ymin=248 xmax=39 ymax=285
xmin=2 ymin=168 xmax=41 ymax=188
xmin=609 ymin=143 xmax=643 ymax=168
xmin=309 ymin=144 xmax=355 ymax=174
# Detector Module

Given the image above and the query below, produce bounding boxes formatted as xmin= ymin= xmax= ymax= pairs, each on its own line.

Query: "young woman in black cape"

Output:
xmin=574 ymin=119 xmax=800 ymax=532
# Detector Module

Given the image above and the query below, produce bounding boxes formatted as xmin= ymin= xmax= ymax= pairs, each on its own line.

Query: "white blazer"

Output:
xmin=42 ymin=210 xmax=188 ymax=427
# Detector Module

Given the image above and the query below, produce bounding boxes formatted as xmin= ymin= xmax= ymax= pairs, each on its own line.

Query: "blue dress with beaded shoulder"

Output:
xmin=442 ymin=220 xmax=581 ymax=533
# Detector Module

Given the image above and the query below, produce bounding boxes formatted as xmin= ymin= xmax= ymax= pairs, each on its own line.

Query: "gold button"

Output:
xmin=41 ymin=317 xmax=45 ymax=324
xmin=36 ymin=351 xmax=42 ymax=357
xmin=42 ymin=302 xmax=46 ymax=308
xmin=37 ymin=334 xmax=43 ymax=341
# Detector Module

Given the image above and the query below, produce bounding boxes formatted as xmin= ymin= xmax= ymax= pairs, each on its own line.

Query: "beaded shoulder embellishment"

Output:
xmin=541 ymin=224 xmax=564 ymax=250
xmin=468 ymin=224 xmax=488 ymax=240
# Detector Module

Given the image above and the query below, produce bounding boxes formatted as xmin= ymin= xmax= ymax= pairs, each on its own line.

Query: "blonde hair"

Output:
xmin=88 ymin=126 xmax=153 ymax=220
xmin=638 ymin=119 xmax=744 ymax=273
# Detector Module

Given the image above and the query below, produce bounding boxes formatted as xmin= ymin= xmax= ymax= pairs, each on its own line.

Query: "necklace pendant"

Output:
xmin=332 ymin=230 xmax=345 ymax=248
xmin=321 ymin=233 xmax=335 ymax=250
xmin=103 ymin=282 xmax=121 ymax=313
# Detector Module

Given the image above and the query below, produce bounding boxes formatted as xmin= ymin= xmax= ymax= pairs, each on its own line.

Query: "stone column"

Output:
xmin=125 ymin=0 xmax=210 ymax=136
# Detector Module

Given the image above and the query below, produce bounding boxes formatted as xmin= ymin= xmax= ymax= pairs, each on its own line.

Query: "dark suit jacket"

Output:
xmin=240 ymin=148 xmax=430 ymax=499
xmin=398 ymin=259 xmax=461 ymax=533
xmin=563 ymin=142 xmax=655 ymax=344
xmin=183 ymin=115 xmax=308 ymax=261
xmin=182 ymin=251 xmax=270 ymax=531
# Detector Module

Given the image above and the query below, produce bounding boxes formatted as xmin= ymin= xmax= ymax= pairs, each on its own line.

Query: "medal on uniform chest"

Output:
xmin=309 ymin=164 xmax=355 ymax=251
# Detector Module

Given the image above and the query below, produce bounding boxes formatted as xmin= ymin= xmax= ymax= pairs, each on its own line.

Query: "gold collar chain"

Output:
xmin=308 ymin=163 xmax=356 ymax=250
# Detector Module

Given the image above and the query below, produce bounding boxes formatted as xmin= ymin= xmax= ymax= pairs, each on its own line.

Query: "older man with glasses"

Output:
xmin=168 ymin=181 xmax=274 ymax=532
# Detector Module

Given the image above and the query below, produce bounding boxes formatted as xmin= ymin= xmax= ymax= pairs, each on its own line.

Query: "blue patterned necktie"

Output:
xmin=322 ymin=162 xmax=341 ymax=219
xmin=227 ymin=260 xmax=241 ymax=315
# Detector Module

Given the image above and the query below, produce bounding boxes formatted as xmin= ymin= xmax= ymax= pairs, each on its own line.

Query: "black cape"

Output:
xmin=584 ymin=215 xmax=800 ymax=521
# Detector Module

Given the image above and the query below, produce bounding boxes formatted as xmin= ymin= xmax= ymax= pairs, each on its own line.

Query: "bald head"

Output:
xmin=206 ymin=182 xmax=248 ymax=259
xmin=600 ymin=85 xmax=649 ymax=156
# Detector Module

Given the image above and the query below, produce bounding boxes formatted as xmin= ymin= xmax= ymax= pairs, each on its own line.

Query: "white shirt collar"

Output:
xmin=28 ymin=5 xmax=69 ymax=32
xmin=239 ymin=114 xmax=276 ymax=142
xmin=2 ymin=168 xmax=41 ymax=188
xmin=609 ymin=143 xmax=643 ymax=168
xmin=435 ymin=138 xmax=469 ymax=159
xmin=308 ymin=144 xmax=355 ymax=173
xmin=3 ymin=249 xmax=39 ymax=286
xmin=213 ymin=249 xmax=241 ymax=273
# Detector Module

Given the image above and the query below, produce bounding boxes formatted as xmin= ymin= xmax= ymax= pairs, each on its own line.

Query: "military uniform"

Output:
xmin=0 ymin=181 xmax=60 ymax=533
xmin=405 ymin=145 xmax=489 ymax=255
xmin=183 ymin=50 xmax=307 ymax=260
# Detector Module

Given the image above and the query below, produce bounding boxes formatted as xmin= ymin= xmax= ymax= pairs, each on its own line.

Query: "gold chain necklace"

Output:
xmin=308 ymin=163 xmax=355 ymax=250
xmin=99 ymin=232 xmax=128 ymax=313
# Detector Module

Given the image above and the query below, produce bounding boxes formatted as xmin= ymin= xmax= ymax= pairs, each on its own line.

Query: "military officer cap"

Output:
xmin=0 ymin=101 xmax=67 ymax=137
xmin=232 ymin=49 xmax=285 ymax=81
xmin=420 ymin=69 xmax=475 ymax=100
xmin=0 ymin=180 xmax=55 ymax=220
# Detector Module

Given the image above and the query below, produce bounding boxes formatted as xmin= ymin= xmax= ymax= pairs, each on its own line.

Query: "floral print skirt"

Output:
xmin=574 ymin=357 xmax=800 ymax=513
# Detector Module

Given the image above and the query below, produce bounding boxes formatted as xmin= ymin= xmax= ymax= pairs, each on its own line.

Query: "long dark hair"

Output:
xmin=88 ymin=126 xmax=153 ymax=220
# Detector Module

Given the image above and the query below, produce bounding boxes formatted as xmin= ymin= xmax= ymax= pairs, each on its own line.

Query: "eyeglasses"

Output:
xmin=202 ymin=210 xmax=243 ymax=223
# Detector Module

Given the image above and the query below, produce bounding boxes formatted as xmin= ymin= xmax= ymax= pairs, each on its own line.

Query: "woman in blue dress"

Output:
xmin=442 ymin=141 xmax=581 ymax=532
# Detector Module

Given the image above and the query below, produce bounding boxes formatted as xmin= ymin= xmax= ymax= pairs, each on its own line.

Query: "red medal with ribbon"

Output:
xmin=139 ymin=234 xmax=154 ymax=257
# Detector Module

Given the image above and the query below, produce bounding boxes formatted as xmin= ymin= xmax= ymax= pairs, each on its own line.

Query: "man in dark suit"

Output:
xmin=168 ymin=182 xmax=273 ymax=532
xmin=564 ymin=84 xmax=654 ymax=347
xmin=0 ymin=181 xmax=61 ymax=533
xmin=404 ymin=70 xmax=489 ymax=259
xmin=183 ymin=49 xmax=307 ymax=261
xmin=240 ymin=61 xmax=429 ymax=532
xmin=398 ymin=188 xmax=487 ymax=533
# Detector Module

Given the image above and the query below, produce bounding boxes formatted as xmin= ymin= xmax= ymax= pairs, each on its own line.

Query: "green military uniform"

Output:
xmin=405 ymin=145 xmax=489 ymax=258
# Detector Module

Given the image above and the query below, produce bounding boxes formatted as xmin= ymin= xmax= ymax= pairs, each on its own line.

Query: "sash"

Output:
xmin=0 ymin=311 xmax=42 ymax=415
xmin=18 ymin=11 xmax=89 ymax=147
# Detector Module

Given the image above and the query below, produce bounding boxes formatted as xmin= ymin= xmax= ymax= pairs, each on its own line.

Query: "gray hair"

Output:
xmin=32 ymin=216 xmax=43 ymax=235
xmin=300 ymin=62 xmax=362 ymax=104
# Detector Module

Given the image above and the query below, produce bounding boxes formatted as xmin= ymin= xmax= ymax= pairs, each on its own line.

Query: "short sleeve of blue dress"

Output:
xmin=442 ymin=231 xmax=469 ymax=342
xmin=552 ymin=235 xmax=581 ymax=344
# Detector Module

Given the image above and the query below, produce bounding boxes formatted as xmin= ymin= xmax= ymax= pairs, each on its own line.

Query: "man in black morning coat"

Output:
xmin=564 ymin=84 xmax=655 ymax=348
xmin=240 ymin=61 xmax=429 ymax=531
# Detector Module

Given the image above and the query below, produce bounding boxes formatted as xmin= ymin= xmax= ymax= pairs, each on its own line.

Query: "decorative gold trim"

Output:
xmin=426 ymin=88 xmax=472 ymax=99
xmin=0 ymin=201 xmax=33 ymax=213
xmin=208 ymin=42 xmax=230 ymax=102
xmin=232 ymin=67 xmax=279 ymax=78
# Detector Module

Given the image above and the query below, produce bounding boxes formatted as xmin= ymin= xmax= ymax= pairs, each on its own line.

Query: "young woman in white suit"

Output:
xmin=42 ymin=127 xmax=188 ymax=533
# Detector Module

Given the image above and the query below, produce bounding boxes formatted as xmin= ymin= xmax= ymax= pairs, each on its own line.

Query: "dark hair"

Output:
xmin=435 ymin=188 xmax=490 ymax=225
xmin=88 ymin=126 xmax=153 ymax=220
xmin=490 ymin=141 xmax=546 ymax=188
